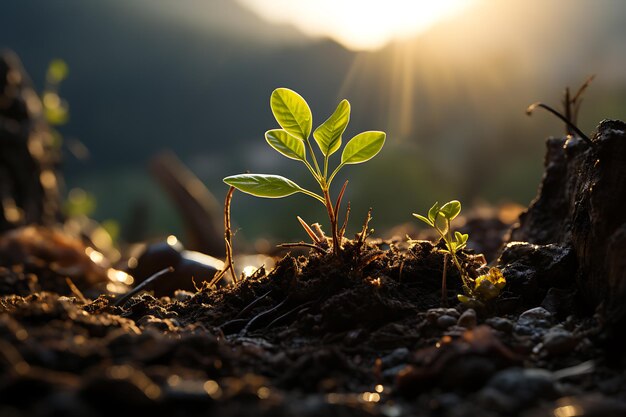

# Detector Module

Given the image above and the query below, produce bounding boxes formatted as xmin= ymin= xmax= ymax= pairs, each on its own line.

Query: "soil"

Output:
xmin=1 ymin=226 xmax=626 ymax=417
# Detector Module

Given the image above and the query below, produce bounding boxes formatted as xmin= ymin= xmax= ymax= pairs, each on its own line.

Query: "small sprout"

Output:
xmin=224 ymin=88 xmax=386 ymax=255
xmin=413 ymin=200 xmax=505 ymax=304
xmin=472 ymin=267 xmax=506 ymax=301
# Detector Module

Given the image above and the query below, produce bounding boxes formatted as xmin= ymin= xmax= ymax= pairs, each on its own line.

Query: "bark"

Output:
xmin=509 ymin=120 xmax=626 ymax=327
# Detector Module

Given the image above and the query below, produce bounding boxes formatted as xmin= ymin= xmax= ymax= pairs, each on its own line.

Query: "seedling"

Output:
xmin=413 ymin=200 xmax=505 ymax=304
xmin=224 ymin=88 xmax=386 ymax=255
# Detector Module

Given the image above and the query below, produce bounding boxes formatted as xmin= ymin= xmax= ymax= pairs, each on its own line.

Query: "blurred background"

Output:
xmin=2 ymin=0 xmax=625 ymax=245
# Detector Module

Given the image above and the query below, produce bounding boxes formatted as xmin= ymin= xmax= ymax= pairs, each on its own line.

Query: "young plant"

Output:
xmin=224 ymin=88 xmax=386 ymax=255
xmin=413 ymin=200 xmax=505 ymax=304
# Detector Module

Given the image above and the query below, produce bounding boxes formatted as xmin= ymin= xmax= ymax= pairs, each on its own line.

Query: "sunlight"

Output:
xmin=238 ymin=0 xmax=476 ymax=50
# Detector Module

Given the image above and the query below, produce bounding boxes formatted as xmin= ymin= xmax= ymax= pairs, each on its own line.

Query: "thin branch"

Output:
xmin=278 ymin=242 xmax=327 ymax=254
xmin=114 ymin=267 xmax=174 ymax=307
xmin=334 ymin=180 xmax=348 ymax=219
xmin=441 ymin=253 xmax=448 ymax=307
xmin=357 ymin=208 xmax=373 ymax=247
xmin=339 ymin=201 xmax=351 ymax=240
xmin=223 ymin=186 xmax=237 ymax=284
xmin=297 ymin=216 xmax=323 ymax=245
xmin=65 ymin=278 xmax=87 ymax=304
xmin=526 ymin=102 xmax=593 ymax=147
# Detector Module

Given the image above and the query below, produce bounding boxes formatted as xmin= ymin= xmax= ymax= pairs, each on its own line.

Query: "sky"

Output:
xmin=237 ymin=0 xmax=476 ymax=50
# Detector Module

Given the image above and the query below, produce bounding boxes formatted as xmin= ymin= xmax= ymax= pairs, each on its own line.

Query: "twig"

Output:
xmin=297 ymin=216 xmax=324 ymax=245
xmin=441 ymin=253 xmax=448 ymax=307
xmin=234 ymin=290 xmax=273 ymax=319
xmin=240 ymin=297 xmax=289 ymax=335
xmin=223 ymin=186 xmax=237 ymax=284
xmin=114 ymin=267 xmax=174 ymax=307
xmin=65 ymin=278 xmax=87 ymax=304
xmin=263 ymin=300 xmax=316 ymax=330
xmin=339 ymin=201 xmax=351 ymax=240
xmin=357 ymin=208 xmax=373 ymax=247
xmin=278 ymin=242 xmax=327 ymax=254
xmin=526 ymin=102 xmax=593 ymax=147
xmin=569 ymin=75 xmax=595 ymax=127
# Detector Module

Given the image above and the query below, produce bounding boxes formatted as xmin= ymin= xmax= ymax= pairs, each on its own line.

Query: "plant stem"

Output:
xmin=323 ymin=188 xmax=340 ymax=255
xmin=442 ymin=253 xmax=448 ymax=307
xmin=305 ymin=139 xmax=322 ymax=176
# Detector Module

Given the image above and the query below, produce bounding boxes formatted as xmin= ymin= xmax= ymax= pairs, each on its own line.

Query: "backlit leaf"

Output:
xmin=428 ymin=202 xmax=440 ymax=222
xmin=265 ymin=129 xmax=306 ymax=161
xmin=440 ymin=200 xmax=461 ymax=220
xmin=341 ymin=131 xmax=386 ymax=165
xmin=270 ymin=88 xmax=312 ymax=141
xmin=412 ymin=213 xmax=433 ymax=226
xmin=313 ymin=99 xmax=350 ymax=156
xmin=223 ymin=174 xmax=302 ymax=198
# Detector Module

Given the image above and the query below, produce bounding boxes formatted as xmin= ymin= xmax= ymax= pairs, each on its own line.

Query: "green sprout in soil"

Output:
xmin=413 ymin=200 xmax=505 ymax=305
xmin=224 ymin=88 xmax=386 ymax=255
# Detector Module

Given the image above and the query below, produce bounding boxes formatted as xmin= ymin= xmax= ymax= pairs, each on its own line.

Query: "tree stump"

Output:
xmin=0 ymin=50 xmax=62 ymax=232
xmin=509 ymin=120 xmax=626 ymax=331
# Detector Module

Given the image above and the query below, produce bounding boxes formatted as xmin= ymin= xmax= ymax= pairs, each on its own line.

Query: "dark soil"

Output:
xmin=1 ymin=229 xmax=625 ymax=417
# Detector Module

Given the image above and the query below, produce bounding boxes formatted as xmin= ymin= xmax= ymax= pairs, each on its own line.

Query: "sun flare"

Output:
xmin=237 ymin=0 xmax=476 ymax=50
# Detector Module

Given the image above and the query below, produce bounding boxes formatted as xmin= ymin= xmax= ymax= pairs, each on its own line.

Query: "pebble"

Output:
xmin=437 ymin=315 xmax=458 ymax=329
xmin=426 ymin=308 xmax=460 ymax=324
xmin=542 ymin=328 xmax=578 ymax=355
xmin=174 ymin=290 xmax=194 ymax=302
xmin=457 ymin=309 xmax=477 ymax=329
xmin=479 ymin=368 xmax=559 ymax=413
xmin=485 ymin=317 xmax=514 ymax=333
xmin=381 ymin=347 xmax=410 ymax=368
xmin=515 ymin=307 xmax=553 ymax=336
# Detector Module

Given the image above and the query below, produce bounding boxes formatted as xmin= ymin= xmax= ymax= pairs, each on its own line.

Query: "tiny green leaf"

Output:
xmin=313 ymin=99 xmax=350 ymax=156
xmin=454 ymin=231 xmax=469 ymax=245
xmin=428 ymin=202 xmax=440 ymax=223
xmin=341 ymin=131 xmax=386 ymax=165
xmin=412 ymin=213 xmax=433 ymax=226
xmin=440 ymin=200 xmax=461 ymax=220
xmin=270 ymin=88 xmax=312 ymax=141
xmin=265 ymin=129 xmax=306 ymax=161
xmin=224 ymin=174 xmax=302 ymax=198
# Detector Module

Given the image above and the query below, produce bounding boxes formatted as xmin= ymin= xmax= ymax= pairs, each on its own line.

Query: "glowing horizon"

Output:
xmin=237 ymin=0 xmax=476 ymax=51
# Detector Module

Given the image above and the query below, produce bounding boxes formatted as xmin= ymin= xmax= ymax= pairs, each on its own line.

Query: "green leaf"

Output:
xmin=454 ymin=231 xmax=469 ymax=250
xmin=270 ymin=88 xmax=312 ymax=141
xmin=455 ymin=231 xmax=469 ymax=245
xmin=440 ymin=200 xmax=461 ymax=220
xmin=427 ymin=202 xmax=440 ymax=223
xmin=412 ymin=213 xmax=433 ymax=226
xmin=265 ymin=129 xmax=306 ymax=161
xmin=341 ymin=131 xmax=386 ymax=165
xmin=224 ymin=174 xmax=302 ymax=198
xmin=313 ymin=99 xmax=350 ymax=156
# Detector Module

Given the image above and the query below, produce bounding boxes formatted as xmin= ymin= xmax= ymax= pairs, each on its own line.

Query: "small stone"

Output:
xmin=437 ymin=315 xmax=457 ymax=329
xmin=486 ymin=317 xmax=514 ymax=332
xmin=483 ymin=367 xmax=559 ymax=412
xmin=173 ymin=290 xmax=194 ymax=302
xmin=381 ymin=347 xmax=410 ymax=368
xmin=444 ymin=308 xmax=460 ymax=318
xmin=542 ymin=328 xmax=578 ymax=355
xmin=518 ymin=307 xmax=552 ymax=325
xmin=457 ymin=309 xmax=477 ymax=329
